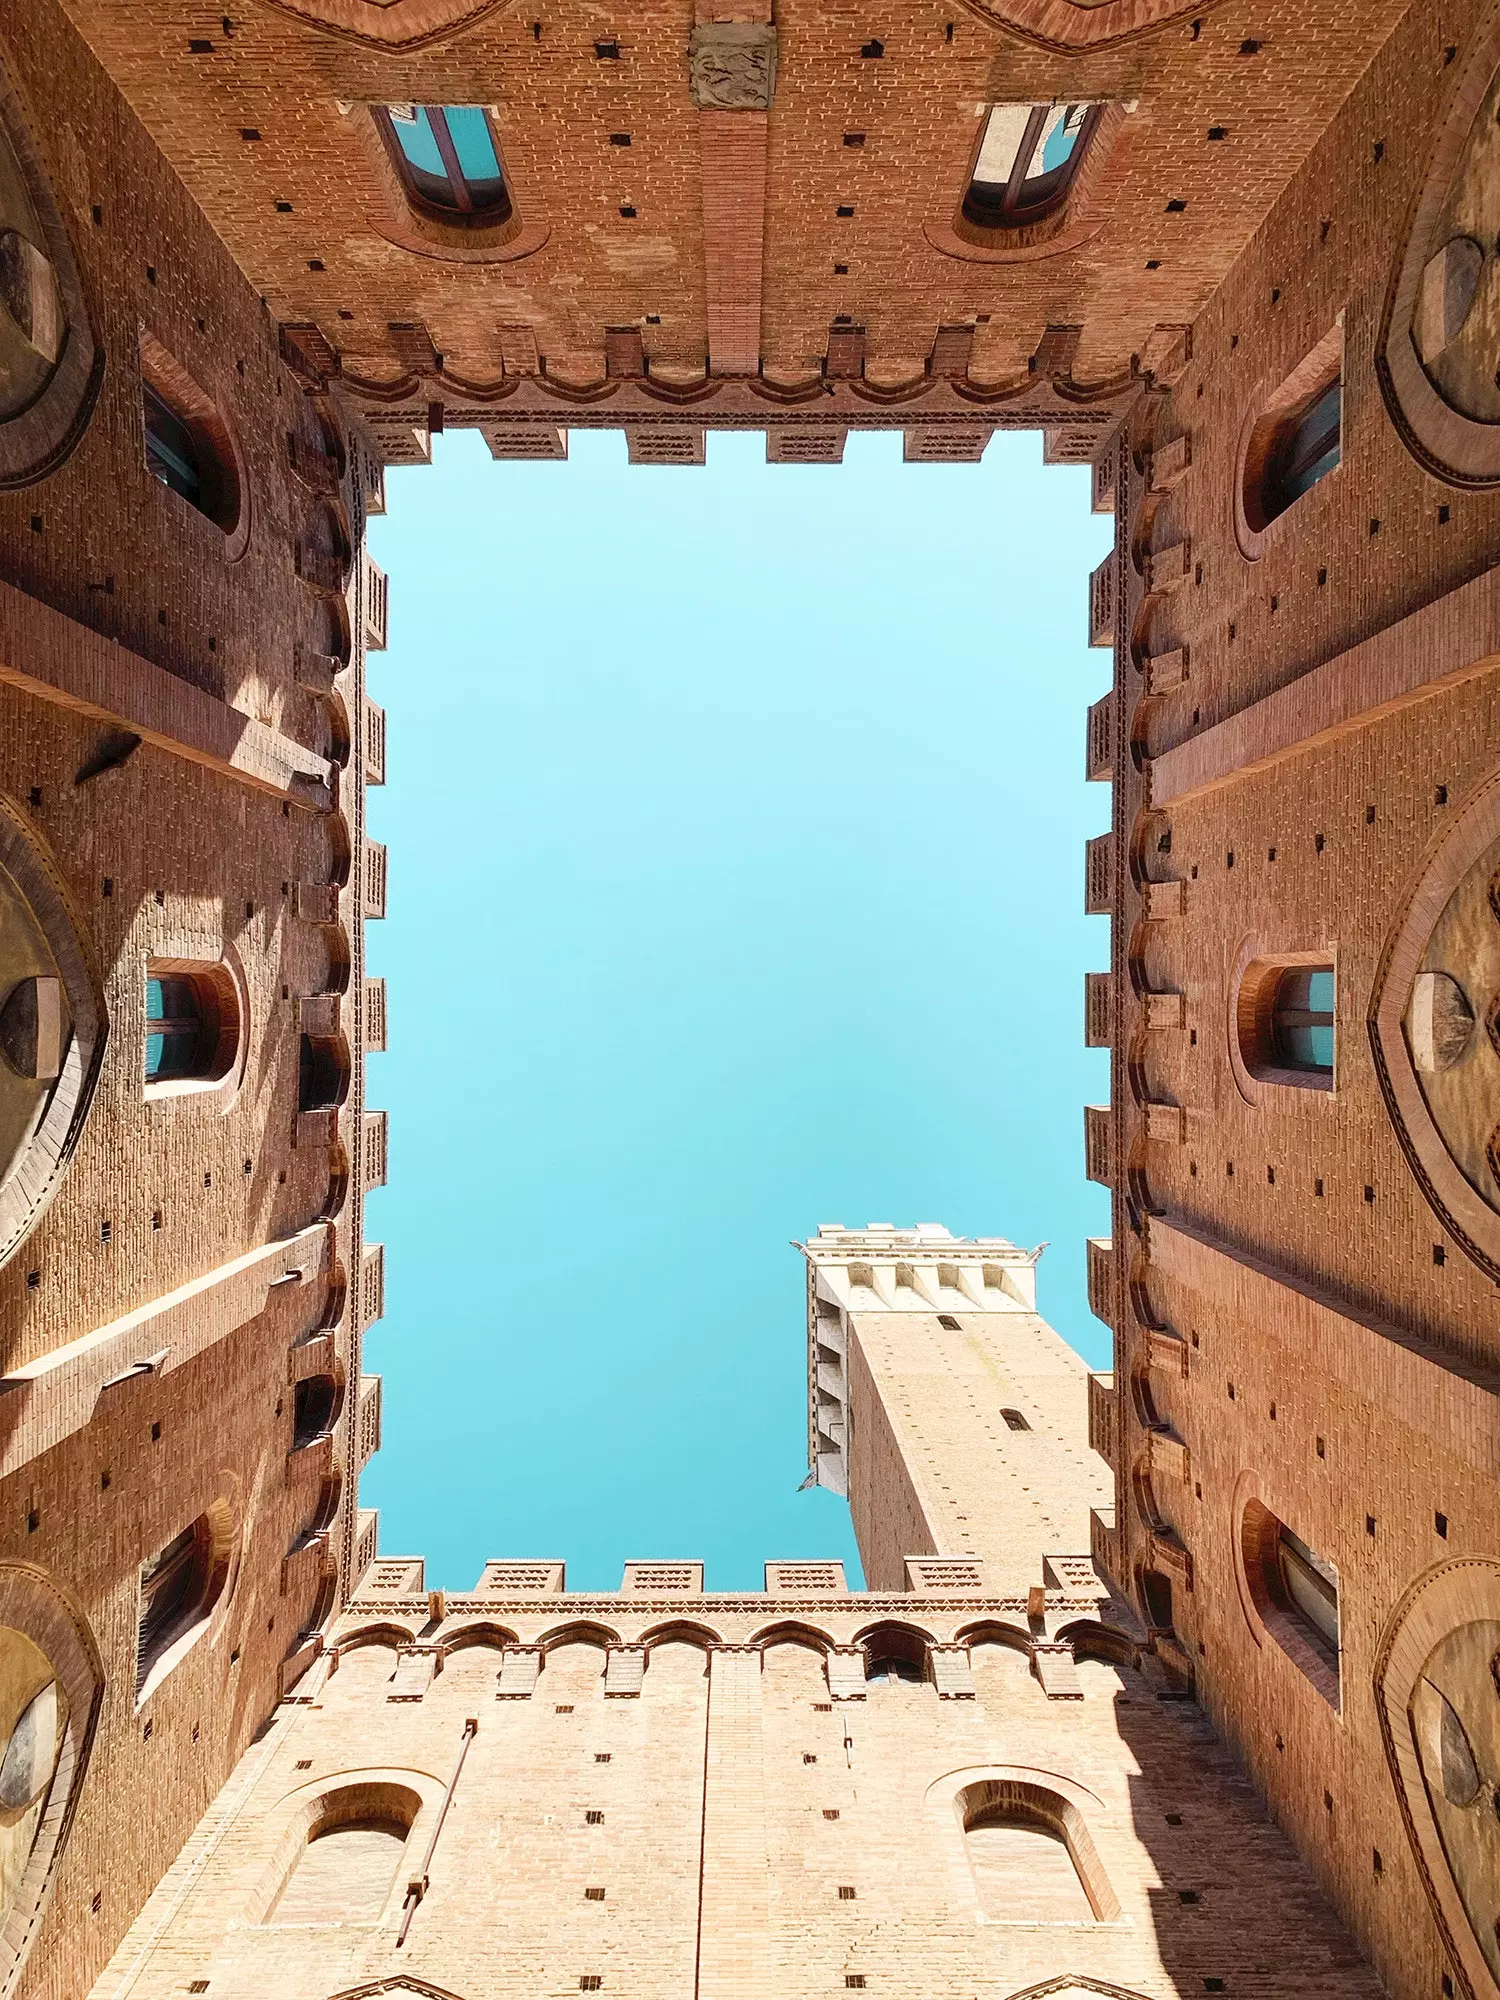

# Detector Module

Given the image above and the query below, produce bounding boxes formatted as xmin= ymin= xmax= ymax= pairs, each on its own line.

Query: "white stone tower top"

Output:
xmin=797 ymin=1224 xmax=1044 ymax=1496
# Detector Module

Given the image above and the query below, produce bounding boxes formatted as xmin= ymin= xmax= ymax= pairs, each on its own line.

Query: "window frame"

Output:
xmin=1235 ymin=954 xmax=1337 ymax=1094
xmin=135 ymin=1504 xmax=235 ymax=1703
xmin=1235 ymin=322 xmax=1344 ymax=558
xmin=1238 ymin=1492 xmax=1341 ymax=1708
xmin=372 ymin=104 xmax=513 ymax=227
xmin=143 ymin=959 xmax=242 ymax=1100
xmin=962 ymin=101 xmax=1105 ymax=231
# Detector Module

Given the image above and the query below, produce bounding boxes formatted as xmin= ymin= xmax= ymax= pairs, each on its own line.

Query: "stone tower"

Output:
xmin=804 ymin=1223 xmax=1111 ymax=1594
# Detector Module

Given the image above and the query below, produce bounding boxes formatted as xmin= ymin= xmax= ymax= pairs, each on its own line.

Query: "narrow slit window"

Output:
xmin=376 ymin=105 xmax=512 ymax=223
xmin=1277 ymin=1525 xmax=1340 ymax=1665
xmin=143 ymin=384 xmax=204 ymax=507
xmin=1262 ymin=378 xmax=1341 ymax=520
xmin=964 ymin=102 xmax=1101 ymax=227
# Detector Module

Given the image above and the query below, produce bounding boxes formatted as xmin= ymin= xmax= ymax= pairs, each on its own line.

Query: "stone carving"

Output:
xmin=689 ymin=24 xmax=778 ymax=111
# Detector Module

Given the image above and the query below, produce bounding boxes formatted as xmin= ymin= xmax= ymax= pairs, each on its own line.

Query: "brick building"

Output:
xmin=0 ymin=0 xmax=1494 ymax=1995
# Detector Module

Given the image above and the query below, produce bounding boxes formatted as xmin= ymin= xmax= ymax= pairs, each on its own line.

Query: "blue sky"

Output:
xmin=362 ymin=426 xmax=1111 ymax=1593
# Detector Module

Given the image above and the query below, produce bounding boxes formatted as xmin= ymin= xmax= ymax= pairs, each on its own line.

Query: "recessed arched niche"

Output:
xmin=0 ymin=47 xmax=98 ymax=485
xmin=0 ymin=1568 xmax=104 ymax=1996
xmin=0 ymin=796 xmax=106 ymax=1270
xmin=1375 ymin=1560 xmax=1500 ymax=2000
xmin=1369 ymin=770 xmax=1500 ymax=1276
xmin=1378 ymin=26 xmax=1500 ymax=484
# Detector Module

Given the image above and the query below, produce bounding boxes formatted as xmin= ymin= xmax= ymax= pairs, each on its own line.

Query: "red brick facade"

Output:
xmin=0 ymin=0 xmax=1494 ymax=1994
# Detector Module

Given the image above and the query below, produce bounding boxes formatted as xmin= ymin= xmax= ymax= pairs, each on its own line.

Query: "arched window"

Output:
xmin=374 ymin=105 xmax=512 ymax=223
xmin=136 ymin=1509 xmax=232 ymax=1698
xmin=1237 ymin=960 xmax=1335 ymax=1088
xmin=292 ymin=1374 xmax=339 ymax=1449
xmin=1239 ymin=333 xmax=1343 ymax=549
xmin=861 ymin=1624 xmax=927 ymax=1685
xmin=144 ymin=963 xmax=239 ymax=1090
xmin=1258 ymin=376 xmax=1341 ymax=524
xmin=1241 ymin=1499 xmax=1340 ymax=1702
xmin=1274 ymin=1525 xmax=1340 ymax=1665
xmin=957 ymin=1779 xmax=1116 ymax=1922
xmin=271 ymin=1786 xmax=418 ymax=1924
xmin=964 ymin=103 xmax=1102 ymax=228
xmin=138 ymin=335 xmax=241 ymax=534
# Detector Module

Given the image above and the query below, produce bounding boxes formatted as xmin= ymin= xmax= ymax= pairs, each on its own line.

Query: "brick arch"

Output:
xmin=1369 ymin=762 xmax=1500 ymax=1275
xmin=535 ymin=1620 xmax=620 ymax=1652
xmin=955 ymin=1619 xmax=1032 ymax=1654
xmin=0 ymin=42 xmax=101 ymax=486
xmin=747 ymin=1620 xmax=837 ymax=1657
xmin=952 ymin=0 xmax=1216 ymax=50
xmin=1053 ymin=1620 xmax=1142 ymax=1670
xmin=333 ymin=1621 xmax=420 ymax=1656
xmin=0 ymin=792 xmax=108 ymax=1271
xmin=331 ymin=1982 xmax=472 ymax=1999
xmin=638 ymin=1620 xmax=720 ymax=1653
xmin=1377 ymin=5 xmax=1500 ymax=486
xmin=437 ymin=1622 xmax=519 ymax=1658
xmin=0 ymin=1563 xmax=105 ymax=2000
xmin=1374 ymin=1557 xmax=1500 ymax=2000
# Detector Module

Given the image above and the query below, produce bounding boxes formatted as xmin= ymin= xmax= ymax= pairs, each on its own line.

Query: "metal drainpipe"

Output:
xmin=396 ymin=1715 xmax=478 ymax=1947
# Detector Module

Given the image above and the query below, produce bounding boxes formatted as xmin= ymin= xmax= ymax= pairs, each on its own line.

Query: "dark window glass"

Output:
xmin=293 ymin=1375 xmax=338 ymax=1448
xmin=1263 ymin=379 xmax=1341 ymax=520
xmin=865 ymin=1656 xmax=923 ymax=1684
xmin=1277 ymin=1526 xmax=1339 ymax=1664
xmin=376 ymin=105 xmax=512 ymax=221
xmin=143 ymin=383 xmax=204 ymax=507
xmin=964 ymin=102 xmax=1101 ymax=227
xmin=299 ymin=1033 xmax=348 ymax=1113
xmin=146 ymin=974 xmax=211 ymax=1083
xmin=1271 ymin=967 xmax=1334 ymax=1074
xmin=137 ymin=1522 xmax=206 ymax=1693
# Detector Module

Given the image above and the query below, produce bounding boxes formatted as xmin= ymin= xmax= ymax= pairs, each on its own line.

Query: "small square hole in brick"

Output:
xmin=91 ymin=1892 xmax=102 ymax=1914
xmin=1316 ymin=1437 xmax=1325 ymax=1458
xmin=1179 ymin=1889 xmax=1199 ymax=1904
xmin=1373 ymin=1848 xmax=1383 ymax=1874
xmin=1436 ymin=1512 xmax=1448 ymax=1538
xmin=1324 ymin=1791 xmax=1334 ymax=1811
xmin=1434 ymin=1244 xmax=1445 ymax=1265
xmin=1164 ymin=1812 xmax=1183 ymax=1826
xmin=1203 ymin=1983 xmax=1225 ymax=1994
xmin=843 ymin=132 xmax=865 ymax=146
xmin=1367 ymin=1516 xmax=1377 ymax=1536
